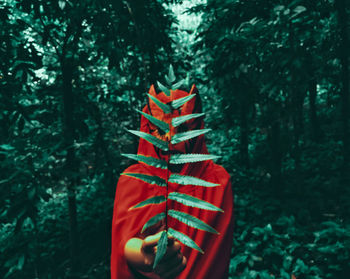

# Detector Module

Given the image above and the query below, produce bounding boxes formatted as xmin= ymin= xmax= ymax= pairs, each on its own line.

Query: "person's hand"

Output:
xmin=124 ymin=231 xmax=187 ymax=278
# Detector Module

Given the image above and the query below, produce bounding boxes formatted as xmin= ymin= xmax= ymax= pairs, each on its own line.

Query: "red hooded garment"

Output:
xmin=111 ymin=85 xmax=234 ymax=279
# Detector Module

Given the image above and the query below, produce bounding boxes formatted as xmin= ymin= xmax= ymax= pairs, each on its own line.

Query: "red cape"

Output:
xmin=111 ymin=85 xmax=234 ymax=278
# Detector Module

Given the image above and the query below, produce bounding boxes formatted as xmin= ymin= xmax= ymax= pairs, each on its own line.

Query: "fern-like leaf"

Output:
xmin=169 ymin=154 xmax=220 ymax=164
xmin=148 ymin=94 xmax=171 ymax=114
xmin=168 ymin=210 xmax=219 ymax=234
xmin=130 ymin=195 xmax=166 ymax=209
xmin=171 ymin=129 xmax=211 ymax=145
xmin=153 ymin=231 xmax=168 ymax=269
xmin=168 ymin=228 xmax=203 ymax=253
xmin=127 ymin=130 xmax=168 ymax=151
xmin=157 ymin=81 xmax=171 ymax=96
xmin=171 ymin=94 xmax=195 ymax=109
xmin=172 ymin=79 xmax=185 ymax=90
xmin=172 ymin=113 xmax=205 ymax=127
xmin=165 ymin=64 xmax=176 ymax=85
xmin=121 ymin=173 xmax=166 ymax=187
xmin=122 ymin=154 xmax=167 ymax=169
xmin=135 ymin=109 xmax=169 ymax=133
xmin=168 ymin=192 xmax=223 ymax=212
xmin=169 ymin=174 xmax=220 ymax=187
xmin=141 ymin=213 xmax=166 ymax=233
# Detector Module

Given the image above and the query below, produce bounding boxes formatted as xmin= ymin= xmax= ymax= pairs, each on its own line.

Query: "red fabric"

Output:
xmin=111 ymin=85 xmax=234 ymax=279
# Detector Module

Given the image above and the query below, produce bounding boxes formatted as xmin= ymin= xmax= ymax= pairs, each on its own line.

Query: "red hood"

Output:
xmin=137 ymin=84 xmax=210 ymax=176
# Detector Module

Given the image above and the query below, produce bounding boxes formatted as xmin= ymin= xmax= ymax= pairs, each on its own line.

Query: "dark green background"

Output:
xmin=1 ymin=0 xmax=349 ymax=278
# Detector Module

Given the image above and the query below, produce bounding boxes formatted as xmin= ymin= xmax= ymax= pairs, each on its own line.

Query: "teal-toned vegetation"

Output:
xmin=1 ymin=0 xmax=349 ymax=278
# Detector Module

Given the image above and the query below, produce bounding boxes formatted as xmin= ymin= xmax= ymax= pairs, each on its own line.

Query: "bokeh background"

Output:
xmin=1 ymin=0 xmax=350 ymax=278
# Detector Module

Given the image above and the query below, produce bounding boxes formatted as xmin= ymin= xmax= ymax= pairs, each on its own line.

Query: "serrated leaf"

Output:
xmin=169 ymin=174 xmax=220 ymax=187
xmin=153 ymin=231 xmax=168 ymax=269
xmin=135 ymin=109 xmax=169 ymax=133
xmin=157 ymin=81 xmax=171 ymax=96
xmin=121 ymin=173 xmax=166 ymax=187
xmin=127 ymin=130 xmax=168 ymax=151
xmin=168 ymin=228 xmax=203 ymax=253
xmin=169 ymin=210 xmax=219 ymax=234
xmin=171 ymin=94 xmax=195 ymax=109
xmin=165 ymin=64 xmax=176 ymax=85
xmin=148 ymin=94 xmax=171 ymax=114
xmin=130 ymin=195 xmax=166 ymax=209
xmin=172 ymin=113 xmax=205 ymax=127
xmin=170 ymin=154 xmax=220 ymax=164
xmin=172 ymin=79 xmax=185 ymax=90
xmin=168 ymin=192 xmax=223 ymax=212
xmin=171 ymin=129 xmax=211 ymax=145
xmin=122 ymin=154 xmax=167 ymax=169
xmin=142 ymin=213 xmax=166 ymax=233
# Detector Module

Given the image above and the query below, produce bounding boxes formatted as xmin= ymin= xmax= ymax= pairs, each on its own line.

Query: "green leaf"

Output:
xmin=127 ymin=130 xmax=168 ymax=151
xmin=171 ymin=94 xmax=196 ymax=109
xmin=168 ymin=228 xmax=203 ymax=253
xmin=122 ymin=154 xmax=167 ymax=169
xmin=142 ymin=213 xmax=166 ymax=233
xmin=121 ymin=173 xmax=166 ymax=187
xmin=168 ymin=192 xmax=223 ymax=212
xmin=165 ymin=64 xmax=176 ymax=85
xmin=0 ymin=144 xmax=15 ymax=151
xmin=172 ymin=113 xmax=205 ymax=127
xmin=169 ymin=174 xmax=220 ymax=187
xmin=171 ymin=129 xmax=211 ymax=144
xmin=169 ymin=210 xmax=219 ymax=234
xmin=130 ymin=195 xmax=166 ymax=209
xmin=157 ymin=81 xmax=171 ymax=96
xmin=170 ymin=154 xmax=220 ymax=164
xmin=153 ymin=231 xmax=168 ymax=269
xmin=148 ymin=94 xmax=171 ymax=114
xmin=172 ymin=79 xmax=185 ymax=90
xmin=135 ymin=109 xmax=169 ymax=133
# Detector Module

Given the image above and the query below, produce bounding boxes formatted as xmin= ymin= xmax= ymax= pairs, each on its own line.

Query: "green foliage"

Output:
xmin=148 ymin=94 xmax=172 ymax=114
xmin=168 ymin=192 xmax=223 ymax=212
xmin=127 ymin=130 xmax=169 ymax=151
xmin=168 ymin=210 xmax=218 ymax=234
xmin=172 ymin=113 xmax=205 ymax=127
xmin=121 ymin=173 xmax=166 ymax=187
xmin=130 ymin=196 xmax=166 ymax=209
xmin=171 ymin=94 xmax=196 ymax=109
xmin=169 ymin=174 xmax=220 ymax=187
xmin=2 ymin=0 xmax=350 ymax=277
xmin=121 ymin=154 xmax=167 ymax=169
xmin=153 ymin=231 xmax=168 ymax=269
xmin=142 ymin=213 xmax=166 ymax=233
xmin=165 ymin=64 xmax=176 ymax=85
xmin=157 ymin=81 xmax=171 ymax=96
xmin=170 ymin=153 xmax=220 ymax=164
xmin=135 ymin=109 xmax=170 ymax=133
xmin=168 ymin=228 xmax=203 ymax=254
xmin=122 ymin=65 xmax=222 ymax=267
xmin=171 ymin=129 xmax=211 ymax=144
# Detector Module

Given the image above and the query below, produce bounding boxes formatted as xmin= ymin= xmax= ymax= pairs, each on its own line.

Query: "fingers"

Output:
xmin=161 ymin=241 xmax=181 ymax=261
xmin=161 ymin=255 xmax=187 ymax=279
xmin=142 ymin=231 xmax=175 ymax=253
xmin=154 ymin=242 xmax=185 ymax=276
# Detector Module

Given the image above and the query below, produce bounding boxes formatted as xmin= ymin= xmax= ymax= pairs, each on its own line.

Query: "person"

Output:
xmin=111 ymin=84 xmax=234 ymax=278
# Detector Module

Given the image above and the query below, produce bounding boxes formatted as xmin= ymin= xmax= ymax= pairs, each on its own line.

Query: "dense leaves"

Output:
xmin=1 ymin=0 xmax=350 ymax=277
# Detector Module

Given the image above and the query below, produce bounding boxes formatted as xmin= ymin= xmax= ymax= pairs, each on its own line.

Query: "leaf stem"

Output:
xmin=165 ymin=139 xmax=170 ymax=231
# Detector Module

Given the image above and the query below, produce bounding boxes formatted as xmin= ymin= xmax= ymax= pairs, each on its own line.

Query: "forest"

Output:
xmin=0 ymin=0 xmax=349 ymax=278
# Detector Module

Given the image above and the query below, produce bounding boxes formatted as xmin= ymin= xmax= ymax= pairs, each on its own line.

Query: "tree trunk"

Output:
xmin=62 ymin=58 xmax=80 ymax=276
xmin=268 ymin=120 xmax=282 ymax=193
xmin=335 ymin=0 xmax=350 ymax=167
xmin=309 ymin=79 xmax=322 ymax=141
